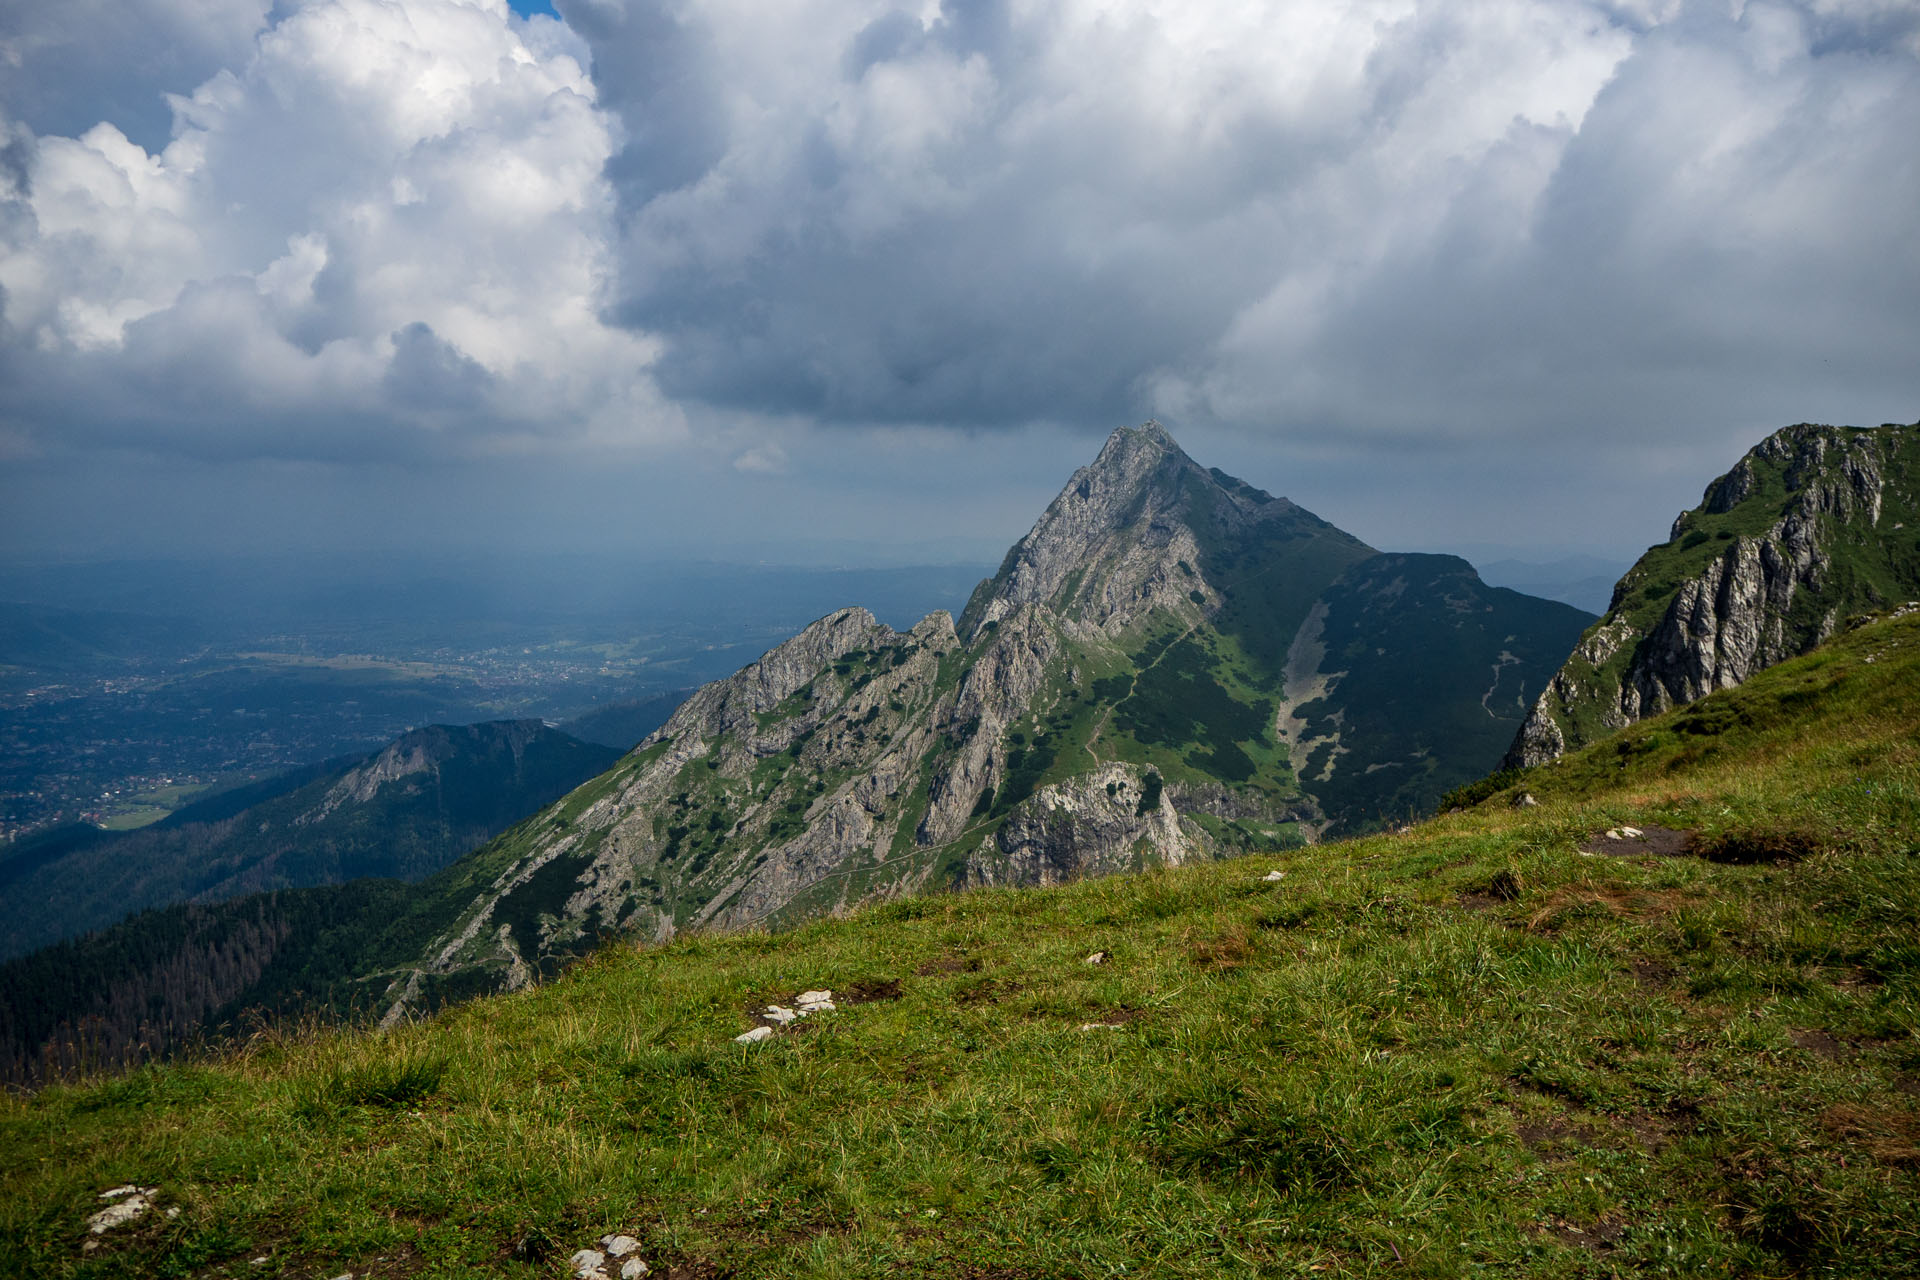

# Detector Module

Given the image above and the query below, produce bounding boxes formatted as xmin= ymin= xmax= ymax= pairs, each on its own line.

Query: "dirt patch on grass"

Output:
xmin=954 ymin=978 xmax=1018 ymax=1006
xmin=915 ymin=955 xmax=982 ymax=976
xmin=1631 ymin=958 xmax=1678 ymax=989
xmin=1183 ymin=925 xmax=1252 ymax=970
xmin=1695 ymin=827 xmax=1820 ymax=865
xmin=1527 ymin=883 xmax=1688 ymax=932
xmin=1789 ymin=1028 xmax=1849 ymax=1060
xmin=1541 ymin=1213 xmax=1626 ymax=1254
xmin=1821 ymin=1103 xmax=1920 ymax=1166
xmin=1580 ymin=824 xmax=1693 ymax=858
xmin=844 ymin=977 xmax=903 ymax=1003
xmin=1085 ymin=1006 xmax=1145 ymax=1025
xmin=1615 ymin=1108 xmax=1678 ymax=1155
xmin=1513 ymin=1110 xmax=1601 ymax=1159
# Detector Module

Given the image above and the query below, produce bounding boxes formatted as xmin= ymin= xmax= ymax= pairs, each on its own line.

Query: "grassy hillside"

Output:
xmin=3 ymin=612 xmax=1917 ymax=1278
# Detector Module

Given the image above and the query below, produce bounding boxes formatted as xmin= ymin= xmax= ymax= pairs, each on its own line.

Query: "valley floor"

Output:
xmin=3 ymin=615 xmax=1918 ymax=1278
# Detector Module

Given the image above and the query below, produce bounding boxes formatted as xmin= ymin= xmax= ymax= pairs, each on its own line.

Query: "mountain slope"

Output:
xmin=5 ymin=610 xmax=1916 ymax=1278
xmin=0 ymin=721 xmax=621 ymax=960
xmin=1508 ymin=420 xmax=1920 ymax=765
xmin=375 ymin=424 xmax=1586 ymax=1021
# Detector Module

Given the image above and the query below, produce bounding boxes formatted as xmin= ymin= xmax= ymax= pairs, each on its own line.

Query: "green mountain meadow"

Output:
xmin=4 ymin=607 xmax=1916 ymax=1277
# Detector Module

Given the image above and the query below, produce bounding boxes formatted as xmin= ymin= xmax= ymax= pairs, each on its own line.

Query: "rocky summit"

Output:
xmin=1507 ymin=421 xmax=1920 ymax=767
xmin=380 ymin=424 xmax=1589 ymax=1018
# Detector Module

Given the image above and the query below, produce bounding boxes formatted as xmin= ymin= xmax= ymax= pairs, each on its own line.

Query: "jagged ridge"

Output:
xmin=1507 ymin=421 xmax=1920 ymax=766
xmin=377 ymin=424 xmax=1586 ymax=1020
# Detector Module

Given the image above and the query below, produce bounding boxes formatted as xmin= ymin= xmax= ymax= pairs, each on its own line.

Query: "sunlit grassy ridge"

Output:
xmin=3 ymin=614 xmax=1917 ymax=1278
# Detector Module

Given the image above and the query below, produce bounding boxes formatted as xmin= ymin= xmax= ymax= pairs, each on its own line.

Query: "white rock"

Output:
xmin=1620 ymin=825 xmax=1644 ymax=839
xmin=795 ymin=989 xmax=833 ymax=1006
xmin=99 ymin=1185 xmax=140 ymax=1201
xmin=799 ymin=999 xmax=835 ymax=1013
xmin=166 ymin=1206 xmax=181 ymax=1219
xmin=734 ymin=1025 xmax=775 ymax=1044
xmin=621 ymin=1259 xmax=650 ymax=1279
xmin=1513 ymin=792 xmax=1540 ymax=808
xmin=1084 ymin=951 xmax=1110 ymax=965
xmin=571 ymin=1249 xmax=607 ymax=1277
xmin=603 ymin=1235 xmax=642 ymax=1258
xmin=251 ymin=1258 xmax=270 ymax=1266
xmin=1078 ymin=1022 xmax=1125 ymax=1030
xmin=87 ymin=1195 xmax=150 ymax=1234
xmin=1263 ymin=870 xmax=1286 ymax=881
xmin=763 ymin=1005 xmax=800 ymax=1024
xmin=1605 ymin=829 xmax=1623 ymax=840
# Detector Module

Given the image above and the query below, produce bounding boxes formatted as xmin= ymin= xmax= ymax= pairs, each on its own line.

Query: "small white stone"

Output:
xmin=1084 ymin=951 xmax=1110 ymax=965
xmin=734 ymin=1025 xmax=775 ymax=1044
xmin=764 ymin=1005 xmax=800 ymax=1024
xmin=1263 ymin=870 xmax=1286 ymax=881
xmin=87 ymin=1195 xmax=149 ymax=1234
xmin=795 ymin=989 xmax=833 ymax=1005
xmin=1620 ymin=825 xmax=1644 ymax=839
xmin=1605 ymin=829 xmax=1623 ymax=840
xmin=1078 ymin=1023 xmax=1123 ymax=1031
xmin=621 ymin=1259 xmax=650 ymax=1279
xmin=99 ymin=1185 xmax=139 ymax=1201
xmin=252 ymin=1258 xmax=270 ymax=1266
xmin=166 ymin=1206 xmax=181 ymax=1219
xmin=571 ymin=1249 xmax=607 ymax=1277
xmin=604 ymin=1235 xmax=641 ymax=1258
xmin=799 ymin=999 xmax=835 ymax=1012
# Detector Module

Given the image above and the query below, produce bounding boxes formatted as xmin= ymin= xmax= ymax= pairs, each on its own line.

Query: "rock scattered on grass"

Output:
xmin=87 ymin=1186 xmax=158 ymax=1234
xmin=736 ymin=989 xmax=841 ymax=1041
xmin=1084 ymin=950 xmax=1110 ymax=965
xmin=1262 ymin=870 xmax=1286 ymax=881
xmin=1513 ymin=792 xmax=1539 ymax=808
xmin=565 ymin=1235 xmax=650 ymax=1279
xmin=1078 ymin=1022 xmax=1124 ymax=1031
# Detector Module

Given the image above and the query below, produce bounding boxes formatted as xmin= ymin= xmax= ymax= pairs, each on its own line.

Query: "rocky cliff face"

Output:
xmin=1507 ymin=422 xmax=1920 ymax=767
xmin=380 ymin=423 xmax=1587 ymax=1020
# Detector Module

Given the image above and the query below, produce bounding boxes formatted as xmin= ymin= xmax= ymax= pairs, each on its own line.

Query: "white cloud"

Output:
xmin=586 ymin=0 xmax=1917 ymax=447
xmin=0 ymin=0 xmax=679 ymax=460
xmin=1 ymin=0 xmax=1914 ymax=495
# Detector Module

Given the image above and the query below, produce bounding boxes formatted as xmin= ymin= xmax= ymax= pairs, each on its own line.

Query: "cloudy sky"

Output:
xmin=2 ymin=0 xmax=1915 ymax=570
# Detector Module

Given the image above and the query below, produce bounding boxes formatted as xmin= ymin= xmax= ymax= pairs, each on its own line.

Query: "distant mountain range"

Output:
xmin=1473 ymin=556 xmax=1625 ymax=616
xmin=0 ymin=720 xmax=620 ymax=962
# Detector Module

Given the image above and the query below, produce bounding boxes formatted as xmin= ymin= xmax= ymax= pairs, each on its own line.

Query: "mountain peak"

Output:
xmin=957 ymin=421 xmax=1366 ymax=640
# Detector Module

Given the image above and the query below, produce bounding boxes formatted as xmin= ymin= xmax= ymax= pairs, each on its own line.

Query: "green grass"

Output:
xmin=4 ymin=614 xmax=1918 ymax=1278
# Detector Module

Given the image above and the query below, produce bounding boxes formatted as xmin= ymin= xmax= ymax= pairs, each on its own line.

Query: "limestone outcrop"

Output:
xmin=1507 ymin=422 xmax=1920 ymax=767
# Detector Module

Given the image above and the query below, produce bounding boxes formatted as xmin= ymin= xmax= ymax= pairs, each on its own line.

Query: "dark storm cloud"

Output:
xmin=579 ymin=0 xmax=1918 ymax=445
xmin=0 ymin=0 xmax=1914 ymax=564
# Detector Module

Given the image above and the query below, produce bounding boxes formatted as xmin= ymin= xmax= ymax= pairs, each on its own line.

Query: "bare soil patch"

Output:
xmin=1579 ymin=824 xmax=1693 ymax=858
